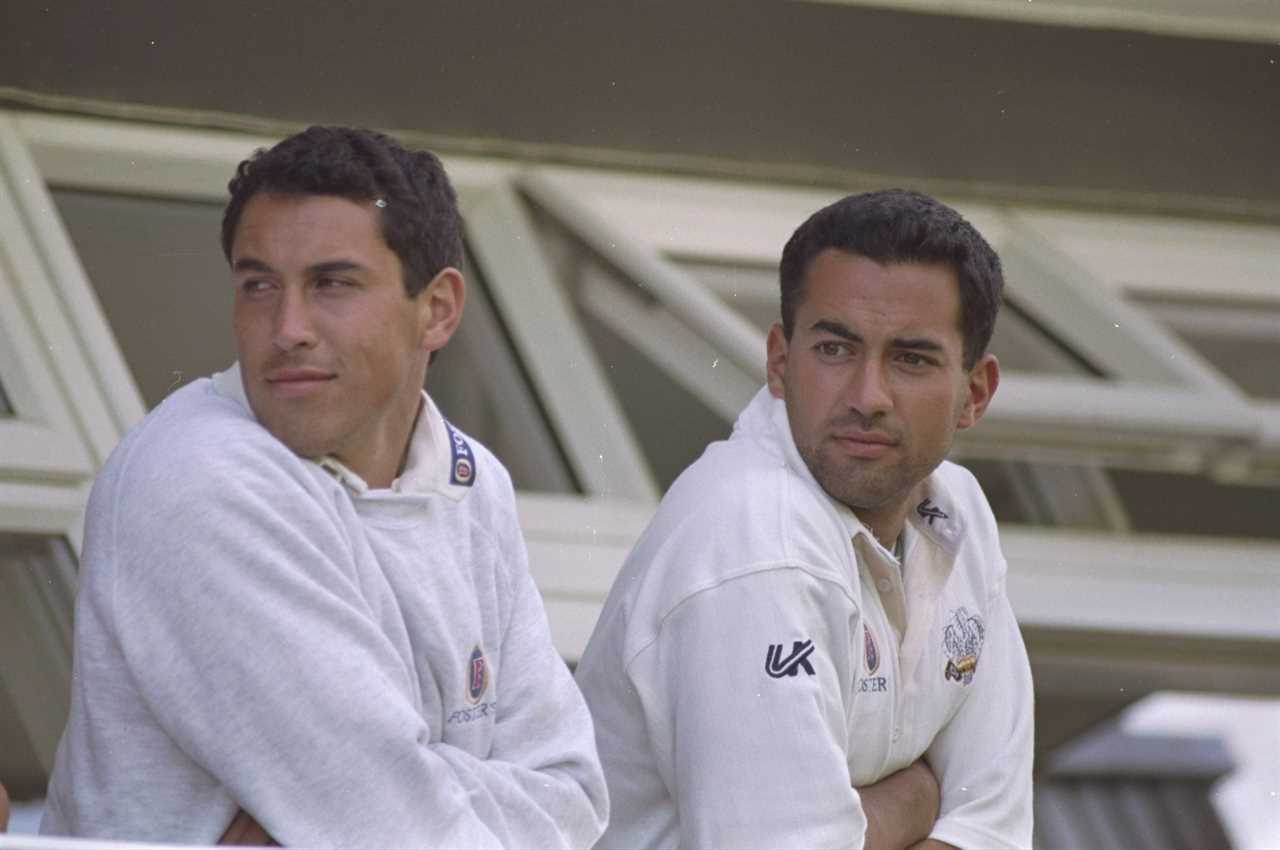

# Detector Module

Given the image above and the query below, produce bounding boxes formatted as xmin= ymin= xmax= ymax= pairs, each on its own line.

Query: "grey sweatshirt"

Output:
xmin=41 ymin=367 xmax=608 ymax=848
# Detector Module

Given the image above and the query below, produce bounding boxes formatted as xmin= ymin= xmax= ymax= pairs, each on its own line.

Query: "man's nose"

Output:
xmin=846 ymin=358 xmax=892 ymax=419
xmin=272 ymin=287 xmax=317 ymax=351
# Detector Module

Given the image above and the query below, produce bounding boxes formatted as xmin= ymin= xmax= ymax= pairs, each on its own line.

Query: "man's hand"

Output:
xmin=1 ymin=781 xmax=10 ymax=832
xmin=218 ymin=808 xmax=277 ymax=846
xmin=856 ymin=758 xmax=942 ymax=850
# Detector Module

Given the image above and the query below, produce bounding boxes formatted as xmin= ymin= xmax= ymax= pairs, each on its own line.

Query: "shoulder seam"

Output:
xmin=622 ymin=561 xmax=859 ymax=673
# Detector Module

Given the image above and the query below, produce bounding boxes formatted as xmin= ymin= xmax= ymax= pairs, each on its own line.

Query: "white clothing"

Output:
xmin=42 ymin=366 xmax=608 ymax=849
xmin=575 ymin=387 xmax=1033 ymax=850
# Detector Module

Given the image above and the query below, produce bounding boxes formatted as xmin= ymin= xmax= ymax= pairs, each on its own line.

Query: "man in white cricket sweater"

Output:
xmin=576 ymin=190 xmax=1034 ymax=849
xmin=41 ymin=127 xmax=607 ymax=848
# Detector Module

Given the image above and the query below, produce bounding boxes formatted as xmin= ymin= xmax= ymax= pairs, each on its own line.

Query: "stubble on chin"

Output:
xmin=799 ymin=433 xmax=937 ymax=519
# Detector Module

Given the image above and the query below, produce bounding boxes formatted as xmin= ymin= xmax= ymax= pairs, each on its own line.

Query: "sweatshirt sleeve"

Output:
xmin=418 ymin=469 xmax=608 ymax=849
xmin=925 ymin=574 xmax=1035 ymax=850
xmin=104 ymin=435 xmax=598 ymax=849
xmin=631 ymin=565 xmax=867 ymax=850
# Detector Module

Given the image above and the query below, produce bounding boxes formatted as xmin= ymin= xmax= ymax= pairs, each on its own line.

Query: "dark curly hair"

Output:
xmin=221 ymin=126 xmax=463 ymax=296
xmin=779 ymin=189 xmax=1003 ymax=369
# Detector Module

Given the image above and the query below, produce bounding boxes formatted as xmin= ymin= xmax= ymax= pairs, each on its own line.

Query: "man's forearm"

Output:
xmin=218 ymin=809 xmax=277 ymax=846
xmin=857 ymin=759 xmax=941 ymax=850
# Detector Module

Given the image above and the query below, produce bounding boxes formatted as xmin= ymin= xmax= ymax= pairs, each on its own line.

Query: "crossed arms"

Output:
xmin=631 ymin=566 xmax=1031 ymax=849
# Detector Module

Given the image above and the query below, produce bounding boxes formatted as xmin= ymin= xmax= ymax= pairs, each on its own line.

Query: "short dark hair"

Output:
xmin=779 ymin=189 xmax=1003 ymax=369
xmin=221 ymin=126 xmax=463 ymax=297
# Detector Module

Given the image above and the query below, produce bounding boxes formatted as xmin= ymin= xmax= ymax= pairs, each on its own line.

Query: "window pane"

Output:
xmin=991 ymin=300 xmax=1101 ymax=377
xmin=1134 ymin=294 xmax=1280 ymax=400
xmin=0 ymin=533 xmax=76 ymax=800
xmin=1107 ymin=468 xmax=1280 ymax=540
xmin=958 ymin=458 xmax=1121 ymax=530
xmin=427 ymin=254 xmax=576 ymax=494
xmin=679 ymin=260 xmax=778 ymax=333
xmin=536 ymin=218 xmax=733 ymax=491
xmin=51 ymin=190 xmax=233 ymax=410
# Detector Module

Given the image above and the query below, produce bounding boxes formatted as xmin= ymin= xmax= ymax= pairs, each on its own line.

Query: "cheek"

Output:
xmin=231 ymin=313 xmax=263 ymax=355
xmin=905 ymin=387 xmax=960 ymax=432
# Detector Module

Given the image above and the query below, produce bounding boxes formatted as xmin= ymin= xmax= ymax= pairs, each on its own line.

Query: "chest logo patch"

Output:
xmin=765 ymin=640 xmax=815 ymax=678
xmin=943 ymin=607 xmax=985 ymax=685
xmin=863 ymin=625 xmax=880 ymax=676
xmin=466 ymin=643 xmax=489 ymax=704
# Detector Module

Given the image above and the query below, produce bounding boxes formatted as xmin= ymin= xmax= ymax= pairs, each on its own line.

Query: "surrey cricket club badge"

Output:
xmin=942 ymin=607 xmax=985 ymax=685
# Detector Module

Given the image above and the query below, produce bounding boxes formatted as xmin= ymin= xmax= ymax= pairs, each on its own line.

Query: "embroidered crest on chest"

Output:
xmin=942 ymin=607 xmax=985 ymax=685
xmin=858 ymin=625 xmax=888 ymax=693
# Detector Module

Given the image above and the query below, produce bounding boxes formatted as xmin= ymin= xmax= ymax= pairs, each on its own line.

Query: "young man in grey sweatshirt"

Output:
xmin=40 ymin=127 xmax=608 ymax=849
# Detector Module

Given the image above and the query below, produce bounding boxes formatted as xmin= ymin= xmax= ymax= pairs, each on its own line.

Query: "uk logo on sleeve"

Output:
xmin=765 ymin=640 xmax=815 ymax=678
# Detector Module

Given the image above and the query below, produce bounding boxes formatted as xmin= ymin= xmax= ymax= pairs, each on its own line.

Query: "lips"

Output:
xmin=263 ymin=367 xmax=336 ymax=396
xmin=834 ymin=431 xmax=895 ymax=444
xmin=266 ymin=367 xmax=335 ymax=383
xmin=831 ymin=431 xmax=898 ymax=459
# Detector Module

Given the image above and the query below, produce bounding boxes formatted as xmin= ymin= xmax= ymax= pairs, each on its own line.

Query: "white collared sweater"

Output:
xmin=41 ymin=367 xmax=608 ymax=849
xmin=575 ymin=387 xmax=1034 ymax=850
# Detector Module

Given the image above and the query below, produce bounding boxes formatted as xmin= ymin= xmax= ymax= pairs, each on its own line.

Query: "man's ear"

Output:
xmin=957 ymin=353 xmax=999 ymax=430
xmin=766 ymin=322 xmax=789 ymax=400
xmin=417 ymin=267 xmax=466 ymax=353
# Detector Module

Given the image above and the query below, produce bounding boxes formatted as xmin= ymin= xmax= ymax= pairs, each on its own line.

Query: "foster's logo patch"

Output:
xmin=467 ymin=644 xmax=489 ymax=704
xmin=444 ymin=419 xmax=476 ymax=487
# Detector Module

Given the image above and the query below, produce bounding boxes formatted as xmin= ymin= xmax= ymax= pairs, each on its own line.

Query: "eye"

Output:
xmin=815 ymin=341 xmax=849 ymax=358
xmin=315 ymin=276 xmax=360 ymax=294
xmin=239 ymin=278 xmax=272 ymax=295
xmin=895 ymin=351 xmax=937 ymax=368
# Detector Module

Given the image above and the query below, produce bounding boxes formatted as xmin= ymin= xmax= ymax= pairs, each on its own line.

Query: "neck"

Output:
xmin=337 ymin=393 xmax=424 ymax=489
xmin=856 ymin=483 xmax=924 ymax=551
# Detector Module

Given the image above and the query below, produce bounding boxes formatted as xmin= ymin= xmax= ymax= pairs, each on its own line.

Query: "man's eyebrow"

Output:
xmin=231 ymin=258 xmax=367 ymax=275
xmin=891 ymin=337 xmax=946 ymax=352
xmin=310 ymin=259 xmax=365 ymax=275
xmin=232 ymin=258 xmax=274 ymax=274
xmin=810 ymin=320 xmax=862 ymax=343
